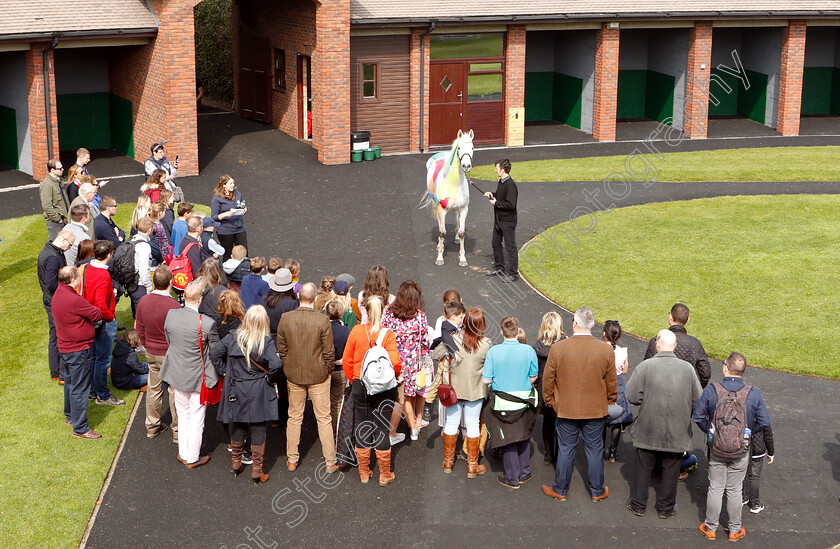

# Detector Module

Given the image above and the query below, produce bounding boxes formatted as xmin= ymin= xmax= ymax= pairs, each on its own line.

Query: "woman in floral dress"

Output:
xmin=382 ymin=280 xmax=430 ymax=441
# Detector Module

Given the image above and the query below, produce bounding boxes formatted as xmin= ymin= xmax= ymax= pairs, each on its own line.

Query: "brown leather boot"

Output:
xmin=375 ymin=449 xmax=396 ymax=486
xmin=355 ymin=447 xmax=373 ymax=484
xmin=231 ymin=440 xmax=246 ymax=475
xmin=467 ymin=437 xmax=486 ymax=478
xmin=442 ymin=433 xmax=457 ymax=473
xmin=251 ymin=443 xmax=269 ymax=485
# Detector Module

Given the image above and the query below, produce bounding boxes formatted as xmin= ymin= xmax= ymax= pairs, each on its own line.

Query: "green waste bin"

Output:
xmin=372 ymin=146 xmax=381 ymax=159
xmin=363 ymin=148 xmax=375 ymax=161
xmin=351 ymin=150 xmax=363 ymax=162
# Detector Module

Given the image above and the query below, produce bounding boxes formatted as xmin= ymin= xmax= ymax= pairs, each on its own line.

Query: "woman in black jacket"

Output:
xmin=531 ymin=312 xmax=566 ymax=465
xmin=210 ymin=305 xmax=282 ymax=484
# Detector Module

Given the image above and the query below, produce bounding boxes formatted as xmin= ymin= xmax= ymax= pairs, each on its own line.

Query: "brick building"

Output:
xmin=1 ymin=1 xmax=838 ymax=180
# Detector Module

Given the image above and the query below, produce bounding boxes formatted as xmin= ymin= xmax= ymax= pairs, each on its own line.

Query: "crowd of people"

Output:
xmin=36 ymin=146 xmax=773 ymax=541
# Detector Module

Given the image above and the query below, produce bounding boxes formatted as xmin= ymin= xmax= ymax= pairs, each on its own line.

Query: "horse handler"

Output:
xmin=483 ymin=159 xmax=519 ymax=282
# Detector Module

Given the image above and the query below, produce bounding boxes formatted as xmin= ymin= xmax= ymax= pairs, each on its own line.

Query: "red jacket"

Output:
xmin=82 ymin=262 xmax=116 ymax=321
xmin=135 ymin=291 xmax=181 ymax=356
xmin=51 ymin=284 xmax=103 ymax=353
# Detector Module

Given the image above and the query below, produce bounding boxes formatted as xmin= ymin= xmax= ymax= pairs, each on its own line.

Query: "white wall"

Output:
xmin=54 ymin=48 xmax=110 ymax=95
xmin=711 ymin=28 xmax=742 ymax=66
xmin=741 ymin=28 xmax=782 ymax=128
xmin=618 ymin=29 xmax=649 ymax=70
xmin=555 ymin=30 xmax=597 ymax=133
xmin=805 ymin=27 xmax=837 ymax=66
xmin=525 ymin=31 xmax=555 ymax=72
xmin=0 ymin=52 xmax=32 ymax=174
xmin=648 ymin=29 xmax=689 ymax=130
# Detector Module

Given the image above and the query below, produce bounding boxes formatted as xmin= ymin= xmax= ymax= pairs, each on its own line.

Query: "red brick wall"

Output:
xmin=685 ymin=21 xmax=713 ymax=138
xmin=109 ymin=0 xmax=199 ymax=176
xmin=410 ymin=28 xmax=430 ymax=151
xmin=241 ymin=0 xmax=316 ymax=138
xmin=26 ymin=45 xmax=59 ymax=181
xmin=505 ymin=26 xmax=526 ymax=145
xmin=593 ymin=24 xmax=619 ymax=142
xmin=314 ymin=0 xmax=350 ymax=164
xmin=777 ymin=20 xmax=806 ymax=136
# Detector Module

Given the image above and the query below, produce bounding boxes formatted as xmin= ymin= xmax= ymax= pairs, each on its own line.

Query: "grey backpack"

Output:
xmin=361 ymin=328 xmax=397 ymax=395
xmin=710 ymin=383 xmax=752 ymax=459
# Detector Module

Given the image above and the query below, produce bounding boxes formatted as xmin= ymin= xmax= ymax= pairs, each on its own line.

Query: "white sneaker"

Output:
xmin=410 ymin=430 xmax=419 ymax=441
xmin=389 ymin=433 xmax=406 ymax=446
xmin=750 ymin=505 xmax=764 ymax=514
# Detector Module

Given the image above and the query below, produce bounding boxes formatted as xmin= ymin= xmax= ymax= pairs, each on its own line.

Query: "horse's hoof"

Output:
xmin=459 ymin=259 xmax=468 ymax=267
xmin=454 ymin=236 xmax=461 ymax=244
xmin=435 ymin=259 xmax=444 ymax=266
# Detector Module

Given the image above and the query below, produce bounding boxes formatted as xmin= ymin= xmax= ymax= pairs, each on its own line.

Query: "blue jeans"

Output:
xmin=91 ymin=320 xmax=117 ymax=399
xmin=62 ymin=347 xmax=94 ymax=434
xmin=554 ymin=417 xmax=606 ymax=496
xmin=443 ymin=399 xmax=483 ymax=437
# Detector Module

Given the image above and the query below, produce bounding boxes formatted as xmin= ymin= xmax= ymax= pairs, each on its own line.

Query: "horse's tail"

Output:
xmin=418 ymin=191 xmax=436 ymax=211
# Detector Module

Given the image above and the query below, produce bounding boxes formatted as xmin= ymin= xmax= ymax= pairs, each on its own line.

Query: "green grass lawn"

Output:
xmin=0 ymin=204 xmax=207 ymax=548
xmin=471 ymin=146 xmax=840 ymax=182
xmin=521 ymin=194 xmax=839 ymax=379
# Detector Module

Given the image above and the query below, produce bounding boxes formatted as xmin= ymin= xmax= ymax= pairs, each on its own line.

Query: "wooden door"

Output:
xmin=238 ymin=24 xmax=271 ymax=123
xmin=429 ymin=62 xmax=466 ymax=146
xmin=297 ymin=55 xmax=311 ymax=140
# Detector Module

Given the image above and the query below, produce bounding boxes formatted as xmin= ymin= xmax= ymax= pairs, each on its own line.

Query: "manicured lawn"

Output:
xmin=470 ymin=146 xmax=840 ymax=182
xmin=0 ymin=204 xmax=207 ymax=548
xmin=521 ymin=194 xmax=839 ymax=379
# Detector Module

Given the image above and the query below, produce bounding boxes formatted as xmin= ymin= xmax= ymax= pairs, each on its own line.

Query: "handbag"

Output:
xmin=198 ymin=314 xmax=223 ymax=405
xmin=488 ymin=388 xmax=537 ymax=424
xmin=415 ymin=326 xmax=435 ymax=397
xmin=437 ymin=355 xmax=458 ymax=407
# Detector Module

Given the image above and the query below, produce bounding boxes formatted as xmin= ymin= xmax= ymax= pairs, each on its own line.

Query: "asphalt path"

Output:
xmin=13 ymin=114 xmax=839 ymax=548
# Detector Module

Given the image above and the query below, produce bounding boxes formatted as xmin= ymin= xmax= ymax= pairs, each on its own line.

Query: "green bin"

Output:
xmin=351 ymin=150 xmax=363 ymax=162
xmin=372 ymin=146 xmax=381 ymax=159
xmin=363 ymin=148 xmax=375 ymax=161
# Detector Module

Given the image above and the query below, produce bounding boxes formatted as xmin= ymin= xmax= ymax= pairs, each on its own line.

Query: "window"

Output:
xmin=361 ymin=62 xmax=378 ymax=100
xmin=274 ymin=49 xmax=286 ymax=91
xmin=430 ymin=33 xmax=504 ymax=60
xmin=468 ymin=73 xmax=503 ymax=102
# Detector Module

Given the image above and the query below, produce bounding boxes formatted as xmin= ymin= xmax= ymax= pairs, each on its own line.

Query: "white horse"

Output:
xmin=421 ymin=129 xmax=474 ymax=266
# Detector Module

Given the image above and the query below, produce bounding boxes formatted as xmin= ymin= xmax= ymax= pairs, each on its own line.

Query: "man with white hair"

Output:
xmin=541 ymin=306 xmax=617 ymax=502
xmin=70 ymin=182 xmax=99 ymax=234
xmin=625 ymin=329 xmax=702 ymax=519
xmin=64 ymin=204 xmax=92 ymax=264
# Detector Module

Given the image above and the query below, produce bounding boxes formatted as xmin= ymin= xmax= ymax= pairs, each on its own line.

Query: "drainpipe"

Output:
xmin=418 ymin=21 xmax=435 ymax=153
xmin=44 ymin=34 xmax=60 ymax=161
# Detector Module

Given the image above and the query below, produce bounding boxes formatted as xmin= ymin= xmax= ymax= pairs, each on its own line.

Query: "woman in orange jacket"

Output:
xmin=342 ymin=295 xmax=402 ymax=486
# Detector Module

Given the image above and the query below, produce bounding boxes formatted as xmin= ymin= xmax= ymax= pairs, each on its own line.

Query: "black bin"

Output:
xmin=351 ymin=130 xmax=370 ymax=151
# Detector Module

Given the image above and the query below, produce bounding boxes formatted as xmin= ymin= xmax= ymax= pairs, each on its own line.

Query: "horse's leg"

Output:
xmin=457 ymin=205 xmax=468 ymax=266
xmin=436 ymin=205 xmax=446 ymax=266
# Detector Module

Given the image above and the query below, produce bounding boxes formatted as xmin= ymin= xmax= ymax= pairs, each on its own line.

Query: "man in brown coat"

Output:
xmin=277 ymin=282 xmax=337 ymax=472
xmin=541 ymin=306 xmax=617 ymax=502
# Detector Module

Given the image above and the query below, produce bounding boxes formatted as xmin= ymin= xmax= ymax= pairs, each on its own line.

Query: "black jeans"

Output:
xmin=492 ymin=220 xmax=518 ymax=275
xmin=231 ymin=421 xmax=267 ymax=445
xmin=351 ymin=380 xmax=397 ymax=451
xmin=217 ymin=231 xmax=248 ymax=262
xmin=742 ymin=456 xmax=764 ymax=507
xmin=629 ymin=447 xmax=682 ymax=513
xmin=44 ymin=304 xmax=62 ymax=379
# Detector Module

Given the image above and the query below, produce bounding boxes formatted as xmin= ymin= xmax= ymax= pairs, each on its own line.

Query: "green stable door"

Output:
xmin=0 ymin=105 xmax=17 ymax=169
xmin=56 ymin=93 xmax=134 ymax=157
xmin=524 ymin=71 xmax=583 ymax=129
xmin=801 ymin=67 xmax=840 ymax=115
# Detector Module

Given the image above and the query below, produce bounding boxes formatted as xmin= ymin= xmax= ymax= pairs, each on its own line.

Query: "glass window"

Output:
xmin=274 ymin=49 xmax=286 ymax=91
xmin=470 ymin=62 xmax=502 ymax=72
xmin=468 ymin=73 xmax=503 ymax=102
xmin=430 ymin=33 xmax=504 ymax=60
xmin=362 ymin=63 xmax=377 ymax=99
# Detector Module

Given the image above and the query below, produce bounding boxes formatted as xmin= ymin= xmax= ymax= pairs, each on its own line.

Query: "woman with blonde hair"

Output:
xmin=66 ymin=164 xmax=85 ymax=203
xmin=148 ymin=202 xmax=173 ymax=262
xmin=210 ymin=305 xmax=281 ymax=484
xmin=342 ymin=295 xmax=402 ymax=486
xmin=532 ymin=311 xmax=567 ymax=465
xmin=131 ymin=195 xmax=151 ymax=232
xmin=313 ymin=275 xmax=336 ymax=312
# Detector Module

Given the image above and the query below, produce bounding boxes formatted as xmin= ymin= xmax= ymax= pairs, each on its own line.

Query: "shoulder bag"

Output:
xmin=198 ymin=314 xmax=223 ymax=405
xmin=437 ymin=355 xmax=458 ymax=407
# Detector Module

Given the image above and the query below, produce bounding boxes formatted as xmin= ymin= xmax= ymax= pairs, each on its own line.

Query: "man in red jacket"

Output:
xmin=83 ymin=240 xmax=125 ymax=407
xmin=135 ymin=265 xmax=181 ymax=441
xmin=52 ymin=266 xmax=103 ymax=438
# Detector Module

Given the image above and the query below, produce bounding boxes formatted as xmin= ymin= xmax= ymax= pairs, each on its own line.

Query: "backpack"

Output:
xmin=170 ymin=242 xmax=198 ymax=291
xmin=112 ymin=241 xmax=139 ymax=294
xmin=709 ymin=382 xmax=752 ymax=459
xmin=360 ymin=328 xmax=397 ymax=395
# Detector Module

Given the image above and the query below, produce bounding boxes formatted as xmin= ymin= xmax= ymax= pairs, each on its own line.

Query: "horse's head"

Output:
xmin=456 ymin=129 xmax=474 ymax=173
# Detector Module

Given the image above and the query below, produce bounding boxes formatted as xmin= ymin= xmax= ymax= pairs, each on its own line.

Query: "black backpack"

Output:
xmin=112 ymin=241 xmax=139 ymax=294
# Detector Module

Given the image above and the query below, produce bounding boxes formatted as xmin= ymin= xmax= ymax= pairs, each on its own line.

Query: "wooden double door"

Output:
xmin=429 ymin=60 xmax=505 ymax=146
xmin=238 ymin=24 xmax=271 ymax=123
